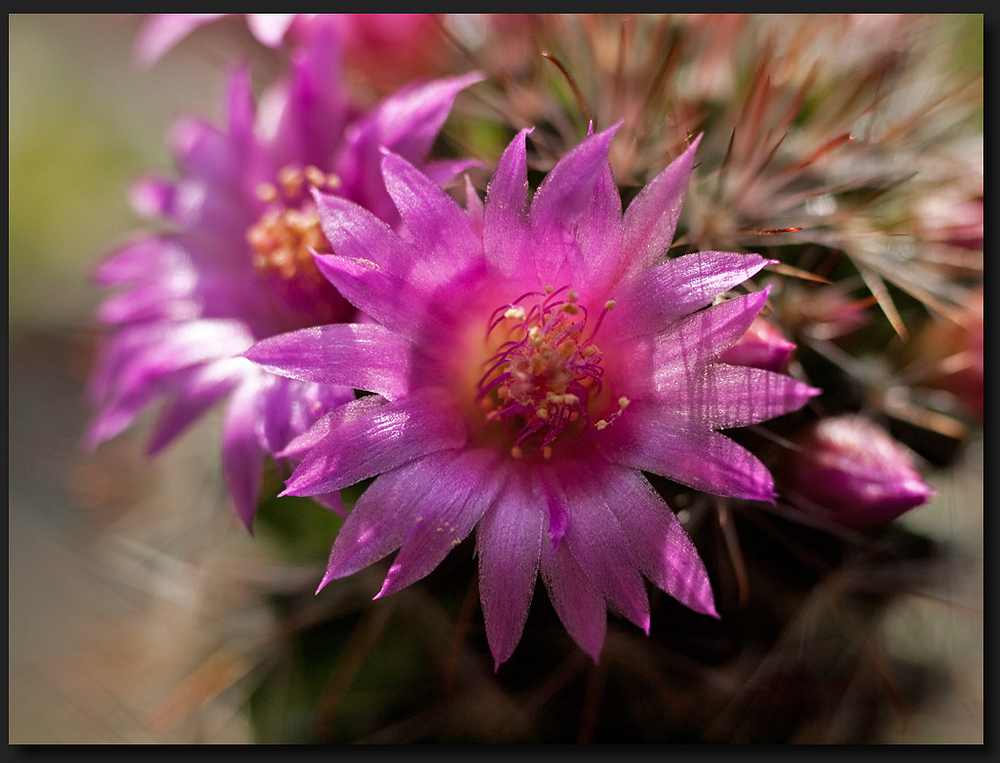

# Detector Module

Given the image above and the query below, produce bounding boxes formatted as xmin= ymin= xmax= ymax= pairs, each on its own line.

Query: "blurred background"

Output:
xmin=9 ymin=14 xmax=982 ymax=743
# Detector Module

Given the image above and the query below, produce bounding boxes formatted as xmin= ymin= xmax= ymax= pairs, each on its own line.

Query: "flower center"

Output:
xmin=247 ymin=164 xmax=342 ymax=285
xmin=476 ymin=286 xmax=627 ymax=459
xmin=245 ymin=164 xmax=351 ymax=330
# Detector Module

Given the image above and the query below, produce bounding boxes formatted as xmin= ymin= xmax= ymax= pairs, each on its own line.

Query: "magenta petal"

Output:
xmin=530 ymin=123 xmax=621 ymax=281
xmin=607 ymin=252 xmax=772 ymax=340
xmin=464 ymin=175 xmax=484 ymax=237
xmin=381 ymin=149 xmax=481 ymax=270
xmin=245 ymin=13 xmax=296 ymax=47
xmin=312 ymin=253 xmax=429 ymax=338
xmin=604 ymin=467 xmax=718 ymax=618
xmin=337 ymin=72 xmax=484 ymax=223
xmin=245 ymin=323 xmax=413 ymax=400
xmin=133 ymin=14 xmax=225 ymax=67
xmin=377 ymin=448 xmax=503 ymax=598
xmin=84 ymin=379 xmax=164 ymax=450
xmin=652 ymin=290 xmax=770 ymax=382
xmin=147 ymin=358 xmax=246 ymax=455
xmin=319 ymin=458 xmax=442 ymax=588
xmin=128 ymin=176 xmax=178 ymax=220
xmin=283 ymin=388 xmax=467 ymax=495
xmin=477 ymin=467 xmax=545 ymax=669
xmin=483 ymin=128 xmax=535 ymax=278
xmin=541 ymin=540 xmax=607 ymax=662
xmin=351 ymin=72 xmax=485 ymax=171
xmin=94 ymin=320 xmax=253 ymax=405
xmin=657 ymin=364 xmax=820 ymax=429
xmin=94 ymin=238 xmax=189 ymax=286
xmin=572 ymin=157 xmax=623 ymax=292
xmin=620 ymin=136 xmax=700 ymax=277
xmin=272 ymin=34 xmax=347 ymax=171
xmin=222 ymin=377 xmax=266 ymax=531
xmin=553 ymin=462 xmax=650 ymax=632
xmin=314 ymin=190 xmax=420 ymax=281
xmin=599 ymin=403 xmax=776 ymax=502
xmin=279 ymin=395 xmax=384 ymax=460
xmin=97 ymin=270 xmax=198 ymax=325
xmin=311 ymin=490 xmax=346 ymax=517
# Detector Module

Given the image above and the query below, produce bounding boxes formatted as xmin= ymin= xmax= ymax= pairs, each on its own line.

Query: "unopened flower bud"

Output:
xmin=719 ymin=316 xmax=796 ymax=373
xmin=780 ymin=415 xmax=934 ymax=528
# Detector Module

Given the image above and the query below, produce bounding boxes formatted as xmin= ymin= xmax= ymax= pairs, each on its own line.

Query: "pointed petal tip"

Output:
xmin=315 ymin=575 xmax=332 ymax=596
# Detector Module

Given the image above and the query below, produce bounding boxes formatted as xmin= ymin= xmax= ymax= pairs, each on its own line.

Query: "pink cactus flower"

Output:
xmin=87 ymin=27 xmax=482 ymax=529
xmin=246 ymin=126 xmax=819 ymax=666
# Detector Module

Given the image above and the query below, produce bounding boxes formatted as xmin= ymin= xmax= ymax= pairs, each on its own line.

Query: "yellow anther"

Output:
xmin=605 ymin=299 xmax=616 ymax=310
xmin=255 ymin=182 xmax=278 ymax=203
xmin=510 ymin=445 xmax=523 ymax=459
xmin=542 ymin=446 xmax=553 ymax=460
xmin=278 ymin=166 xmax=304 ymax=198
xmin=305 ymin=165 xmax=327 ymax=188
xmin=595 ymin=419 xmax=608 ymax=430
xmin=618 ymin=396 xmax=631 ymax=410
xmin=504 ymin=306 xmax=527 ymax=321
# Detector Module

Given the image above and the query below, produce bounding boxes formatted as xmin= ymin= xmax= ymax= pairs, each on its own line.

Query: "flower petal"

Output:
xmin=222 ymin=376 xmax=266 ymax=531
xmin=530 ymin=122 xmax=621 ymax=283
xmin=314 ymin=190 xmax=419 ymax=280
xmin=599 ymin=402 xmax=776 ymax=502
xmin=652 ymin=290 xmax=770 ymax=383
xmin=477 ymin=466 xmax=545 ymax=669
xmin=147 ymin=358 xmax=246 ymax=454
xmin=133 ymin=14 xmax=226 ymax=67
xmin=620 ymin=136 xmax=700 ymax=277
xmin=377 ymin=448 xmax=503 ymax=598
xmin=656 ymin=364 xmax=820 ymax=429
xmin=550 ymin=462 xmax=650 ymax=632
xmin=245 ymin=323 xmax=413 ymax=400
xmin=336 ymin=72 xmax=485 ymax=223
xmin=269 ymin=30 xmax=347 ymax=171
xmin=282 ymin=388 xmax=467 ymax=495
xmin=381 ymin=148 xmax=481 ymax=270
xmin=483 ymin=128 xmax=534 ymax=278
xmin=603 ymin=467 xmax=717 ymax=618
xmin=279 ymin=394 xmax=383 ymax=460
xmin=312 ymin=253 xmax=430 ymax=337
xmin=318 ymin=456 xmax=443 ymax=588
xmin=606 ymin=252 xmax=772 ymax=340
xmin=541 ymin=540 xmax=607 ymax=662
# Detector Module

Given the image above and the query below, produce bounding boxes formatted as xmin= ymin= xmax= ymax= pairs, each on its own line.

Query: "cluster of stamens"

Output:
xmin=247 ymin=164 xmax=342 ymax=284
xmin=477 ymin=286 xmax=627 ymax=459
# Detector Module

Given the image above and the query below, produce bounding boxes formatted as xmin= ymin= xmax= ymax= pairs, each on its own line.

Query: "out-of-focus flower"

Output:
xmin=134 ymin=13 xmax=298 ymax=67
xmin=246 ymin=126 xmax=819 ymax=667
xmin=779 ymin=414 xmax=934 ymax=529
xmin=87 ymin=28 xmax=483 ymax=528
xmin=718 ymin=315 xmax=796 ymax=373
xmin=135 ymin=13 xmax=451 ymax=90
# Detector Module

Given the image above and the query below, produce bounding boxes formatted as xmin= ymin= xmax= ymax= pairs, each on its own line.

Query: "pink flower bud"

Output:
xmin=781 ymin=415 xmax=934 ymax=528
xmin=719 ymin=315 xmax=796 ymax=372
